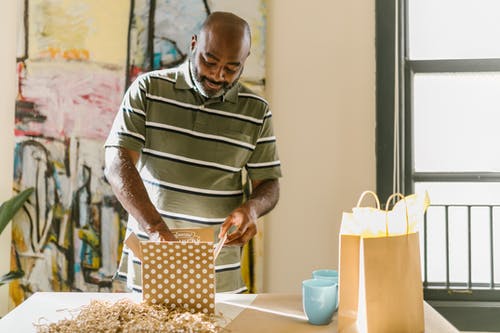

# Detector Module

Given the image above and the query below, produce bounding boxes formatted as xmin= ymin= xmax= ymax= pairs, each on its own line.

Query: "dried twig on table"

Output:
xmin=33 ymin=298 xmax=228 ymax=333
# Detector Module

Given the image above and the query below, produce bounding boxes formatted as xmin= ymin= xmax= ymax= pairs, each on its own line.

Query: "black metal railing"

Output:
xmin=423 ymin=204 xmax=500 ymax=301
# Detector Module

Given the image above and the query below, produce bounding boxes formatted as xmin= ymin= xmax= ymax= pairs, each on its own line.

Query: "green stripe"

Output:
xmin=143 ymin=182 xmax=244 ymax=217
xmin=140 ymin=157 xmax=243 ymax=190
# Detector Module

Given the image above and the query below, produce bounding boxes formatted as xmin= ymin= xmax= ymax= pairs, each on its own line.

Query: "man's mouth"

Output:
xmin=203 ymin=79 xmax=223 ymax=90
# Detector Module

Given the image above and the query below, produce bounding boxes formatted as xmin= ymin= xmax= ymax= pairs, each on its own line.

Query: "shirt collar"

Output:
xmin=175 ymin=61 xmax=194 ymax=90
xmin=175 ymin=60 xmax=239 ymax=104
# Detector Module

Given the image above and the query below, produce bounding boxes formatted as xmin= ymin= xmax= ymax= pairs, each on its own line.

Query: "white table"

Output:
xmin=0 ymin=292 xmax=255 ymax=332
xmin=0 ymin=292 xmax=460 ymax=332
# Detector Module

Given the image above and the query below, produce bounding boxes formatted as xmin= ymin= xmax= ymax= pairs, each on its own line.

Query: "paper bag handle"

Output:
xmin=356 ymin=190 xmax=380 ymax=209
xmin=384 ymin=192 xmax=410 ymax=236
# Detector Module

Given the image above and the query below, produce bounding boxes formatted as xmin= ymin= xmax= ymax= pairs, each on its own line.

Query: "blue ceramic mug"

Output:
xmin=312 ymin=269 xmax=339 ymax=309
xmin=302 ymin=278 xmax=338 ymax=325
xmin=312 ymin=269 xmax=338 ymax=283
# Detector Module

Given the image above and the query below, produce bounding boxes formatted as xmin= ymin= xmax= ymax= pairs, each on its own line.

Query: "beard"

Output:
xmin=189 ymin=55 xmax=241 ymax=98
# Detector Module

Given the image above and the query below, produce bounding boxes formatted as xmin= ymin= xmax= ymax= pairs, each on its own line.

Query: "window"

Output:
xmin=376 ymin=0 xmax=500 ymax=305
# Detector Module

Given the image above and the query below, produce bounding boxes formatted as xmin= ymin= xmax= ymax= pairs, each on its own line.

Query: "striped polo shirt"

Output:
xmin=105 ymin=61 xmax=282 ymax=293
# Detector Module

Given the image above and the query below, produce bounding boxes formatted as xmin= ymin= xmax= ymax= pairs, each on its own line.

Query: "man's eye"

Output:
xmin=225 ymin=67 xmax=237 ymax=74
xmin=201 ymin=57 xmax=216 ymax=67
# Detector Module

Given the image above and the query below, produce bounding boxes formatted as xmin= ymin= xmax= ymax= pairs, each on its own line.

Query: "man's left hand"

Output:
xmin=218 ymin=206 xmax=257 ymax=247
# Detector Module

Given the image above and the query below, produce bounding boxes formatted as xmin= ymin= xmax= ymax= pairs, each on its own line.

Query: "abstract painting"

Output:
xmin=11 ymin=0 xmax=266 ymax=306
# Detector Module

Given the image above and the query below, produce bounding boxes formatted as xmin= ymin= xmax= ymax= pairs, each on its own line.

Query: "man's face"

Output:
xmin=190 ymin=29 xmax=249 ymax=98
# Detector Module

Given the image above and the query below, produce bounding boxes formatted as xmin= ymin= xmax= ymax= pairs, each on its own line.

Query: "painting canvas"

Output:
xmin=11 ymin=0 xmax=267 ymax=306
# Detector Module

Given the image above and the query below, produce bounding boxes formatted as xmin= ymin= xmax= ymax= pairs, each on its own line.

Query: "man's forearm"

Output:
xmin=104 ymin=147 xmax=171 ymax=237
xmin=243 ymin=179 xmax=280 ymax=219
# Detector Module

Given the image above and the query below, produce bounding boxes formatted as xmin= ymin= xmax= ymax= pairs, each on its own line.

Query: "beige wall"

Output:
xmin=0 ymin=0 xmax=18 ymax=316
xmin=0 ymin=0 xmax=375 ymax=314
xmin=264 ymin=0 xmax=375 ymax=293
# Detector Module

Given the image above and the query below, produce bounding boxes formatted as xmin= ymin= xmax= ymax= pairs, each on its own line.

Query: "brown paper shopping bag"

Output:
xmin=338 ymin=191 xmax=426 ymax=333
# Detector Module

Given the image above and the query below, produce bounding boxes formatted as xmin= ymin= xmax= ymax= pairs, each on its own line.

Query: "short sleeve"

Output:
xmin=104 ymin=75 xmax=149 ymax=152
xmin=246 ymin=109 xmax=282 ymax=180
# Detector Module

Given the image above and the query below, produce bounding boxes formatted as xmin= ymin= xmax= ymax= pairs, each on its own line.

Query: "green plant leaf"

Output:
xmin=0 ymin=270 xmax=24 ymax=286
xmin=0 ymin=187 xmax=34 ymax=235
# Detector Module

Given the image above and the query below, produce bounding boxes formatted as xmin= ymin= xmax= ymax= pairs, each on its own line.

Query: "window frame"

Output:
xmin=376 ymin=0 xmax=500 ymax=302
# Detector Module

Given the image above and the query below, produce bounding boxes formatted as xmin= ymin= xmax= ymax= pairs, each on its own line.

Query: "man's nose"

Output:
xmin=211 ymin=66 xmax=224 ymax=82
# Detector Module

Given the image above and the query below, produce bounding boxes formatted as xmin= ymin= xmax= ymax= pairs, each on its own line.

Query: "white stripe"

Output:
xmin=146 ymin=93 xmax=263 ymax=124
xmin=136 ymin=231 xmax=150 ymax=239
xmin=264 ymin=110 xmax=272 ymax=117
xmin=142 ymin=148 xmax=241 ymax=172
xmin=256 ymin=136 xmax=276 ymax=143
xmin=215 ymin=262 xmax=241 ymax=271
xmin=124 ymin=249 xmax=141 ymax=261
xmin=157 ymin=209 xmax=226 ymax=224
xmin=143 ymin=176 xmax=243 ymax=196
xmin=146 ymin=93 xmax=198 ymax=110
xmin=200 ymin=106 xmax=262 ymax=124
xmin=119 ymin=130 xmax=145 ymax=141
xmin=129 ymin=107 xmax=146 ymax=116
xmin=130 ymin=283 xmax=143 ymax=291
xmin=122 ymin=99 xmax=146 ymax=117
xmin=238 ymin=92 xmax=269 ymax=105
xmin=125 ymin=227 xmax=150 ymax=240
xmin=146 ymin=121 xmax=255 ymax=149
xmin=219 ymin=286 xmax=248 ymax=294
xmin=247 ymin=160 xmax=281 ymax=168
xmin=150 ymin=74 xmax=176 ymax=83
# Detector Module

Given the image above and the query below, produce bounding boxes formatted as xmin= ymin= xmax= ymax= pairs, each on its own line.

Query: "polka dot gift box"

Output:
xmin=140 ymin=228 xmax=216 ymax=314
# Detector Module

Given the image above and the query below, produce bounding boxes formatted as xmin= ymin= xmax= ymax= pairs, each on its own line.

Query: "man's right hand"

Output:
xmin=146 ymin=221 xmax=177 ymax=241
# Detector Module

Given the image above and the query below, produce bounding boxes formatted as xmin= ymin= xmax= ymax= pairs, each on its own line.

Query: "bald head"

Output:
xmin=199 ymin=12 xmax=251 ymax=51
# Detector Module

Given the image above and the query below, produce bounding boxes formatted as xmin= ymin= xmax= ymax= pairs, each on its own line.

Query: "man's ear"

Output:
xmin=190 ymin=35 xmax=197 ymax=51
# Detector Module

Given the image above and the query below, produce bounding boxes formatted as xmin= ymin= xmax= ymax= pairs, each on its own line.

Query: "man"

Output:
xmin=104 ymin=11 xmax=281 ymax=293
